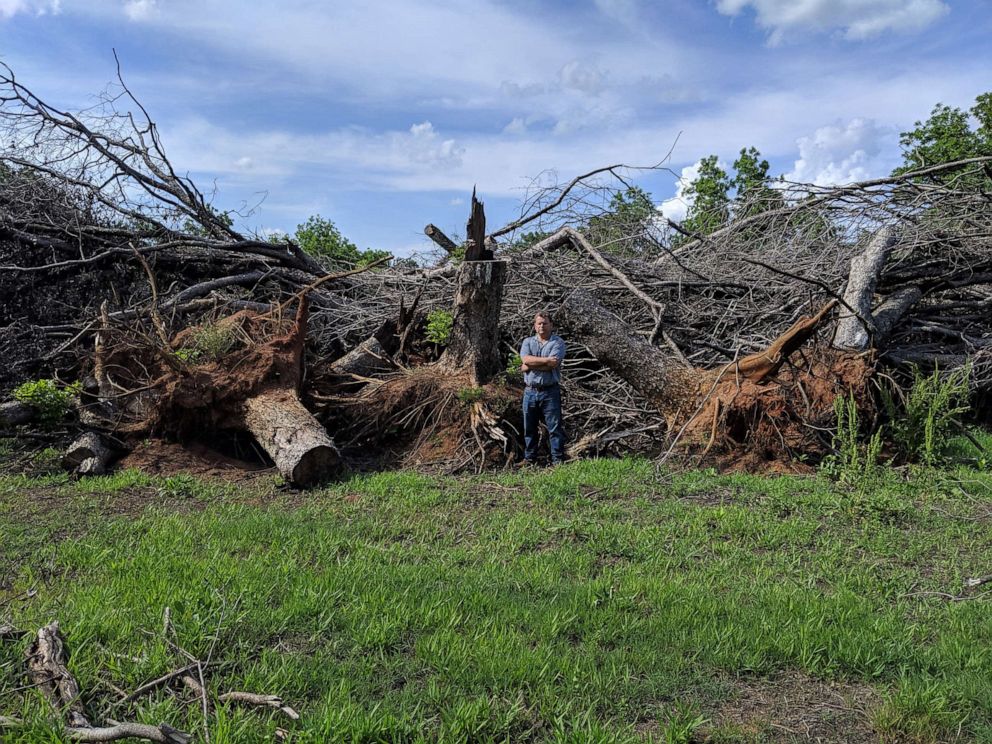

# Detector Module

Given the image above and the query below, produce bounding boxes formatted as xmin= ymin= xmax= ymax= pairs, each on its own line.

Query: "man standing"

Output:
xmin=520 ymin=312 xmax=566 ymax=465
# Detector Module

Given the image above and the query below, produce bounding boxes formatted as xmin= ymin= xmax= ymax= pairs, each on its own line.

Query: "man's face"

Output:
xmin=533 ymin=315 xmax=552 ymax=338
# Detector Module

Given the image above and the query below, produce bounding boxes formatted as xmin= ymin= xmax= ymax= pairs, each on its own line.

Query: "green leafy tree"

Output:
xmin=584 ymin=186 xmax=658 ymax=258
xmin=893 ymin=93 xmax=992 ymax=187
xmin=680 ymin=155 xmax=731 ymax=240
xmin=731 ymin=146 xmax=783 ymax=220
xmin=294 ymin=215 xmax=390 ymax=266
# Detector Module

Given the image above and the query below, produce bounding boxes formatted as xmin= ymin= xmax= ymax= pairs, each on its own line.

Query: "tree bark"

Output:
xmin=833 ymin=227 xmax=898 ymax=350
xmin=557 ymin=289 xmax=698 ymax=424
xmin=439 ymin=260 xmax=508 ymax=384
xmin=25 ymin=621 xmax=91 ymax=729
xmin=240 ymin=388 xmax=339 ymax=486
xmin=329 ymin=336 xmax=391 ymax=379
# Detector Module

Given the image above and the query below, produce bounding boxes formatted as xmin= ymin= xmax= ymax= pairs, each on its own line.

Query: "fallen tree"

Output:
xmin=1 ymin=62 xmax=989 ymax=476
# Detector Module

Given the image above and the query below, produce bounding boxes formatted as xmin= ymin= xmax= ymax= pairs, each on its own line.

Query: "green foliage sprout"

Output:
xmin=13 ymin=379 xmax=81 ymax=425
xmin=823 ymin=393 xmax=883 ymax=490
xmin=425 ymin=309 xmax=454 ymax=344
xmin=180 ymin=322 xmax=238 ymax=362
xmin=505 ymin=353 xmax=523 ymax=377
xmin=456 ymin=387 xmax=484 ymax=405
xmin=883 ymin=365 xmax=971 ymax=467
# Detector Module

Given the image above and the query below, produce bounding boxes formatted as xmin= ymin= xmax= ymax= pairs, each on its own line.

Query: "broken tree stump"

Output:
xmin=438 ymin=260 xmax=508 ymax=385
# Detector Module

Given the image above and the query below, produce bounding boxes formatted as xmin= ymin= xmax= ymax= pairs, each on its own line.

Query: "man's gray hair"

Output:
xmin=534 ymin=311 xmax=554 ymax=325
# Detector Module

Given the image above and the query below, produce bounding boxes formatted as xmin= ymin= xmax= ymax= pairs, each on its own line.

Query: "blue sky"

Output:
xmin=2 ymin=0 xmax=990 ymax=257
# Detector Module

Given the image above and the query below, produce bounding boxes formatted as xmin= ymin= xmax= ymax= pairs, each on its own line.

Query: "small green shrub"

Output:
xmin=184 ymin=322 xmax=238 ymax=361
xmin=456 ymin=386 xmax=484 ymax=405
xmin=822 ymin=393 xmax=883 ymax=489
xmin=883 ymin=365 xmax=971 ymax=466
xmin=505 ymin=353 xmax=522 ymax=377
xmin=12 ymin=379 xmax=81 ymax=425
xmin=425 ymin=309 xmax=454 ymax=344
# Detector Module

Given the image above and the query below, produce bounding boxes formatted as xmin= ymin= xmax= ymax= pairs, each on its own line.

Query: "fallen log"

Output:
xmin=559 ymin=289 xmax=865 ymax=465
xmin=63 ymin=721 xmax=191 ymax=743
xmin=240 ymin=387 xmax=338 ymax=486
xmin=0 ymin=399 xmax=35 ymax=426
xmin=557 ymin=289 xmax=698 ymax=426
xmin=329 ymin=336 xmax=392 ymax=379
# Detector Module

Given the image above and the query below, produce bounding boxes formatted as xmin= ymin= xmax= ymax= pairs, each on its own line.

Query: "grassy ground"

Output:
xmin=1 ymin=438 xmax=991 ymax=743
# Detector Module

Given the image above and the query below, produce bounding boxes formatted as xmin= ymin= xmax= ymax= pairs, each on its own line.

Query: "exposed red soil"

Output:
xmin=118 ymin=439 xmax=273 ymax=482
xmin=688 ymin=348 xmax=876 ymax=473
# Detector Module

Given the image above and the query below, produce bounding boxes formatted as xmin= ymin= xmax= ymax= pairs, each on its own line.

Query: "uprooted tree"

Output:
xmin=1 ymin=62 xmax=990 ymax=483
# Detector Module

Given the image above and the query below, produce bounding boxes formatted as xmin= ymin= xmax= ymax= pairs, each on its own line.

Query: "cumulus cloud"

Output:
xmin=659 ymin=160 xmax=704 ymax=223
xmin=0 ymin=0 xmax=59 ymax=18
xmin=715 ymin=0 xmax=949 ymax=43
xmin=123 ymin=0 xmax=157 ymax=21
xmin=404 ymin=122 xmax=464 ymax=168
xmin=785 ymin=118 xmax=898 ymax=186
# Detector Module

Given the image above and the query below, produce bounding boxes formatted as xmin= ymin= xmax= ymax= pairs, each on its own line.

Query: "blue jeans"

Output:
xmin=523 ymin=387 xmax=565 ymax=463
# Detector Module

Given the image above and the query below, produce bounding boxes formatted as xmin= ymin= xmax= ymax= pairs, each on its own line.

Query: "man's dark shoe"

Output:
xmin=517 ymin=459 xmax=537 ymax=468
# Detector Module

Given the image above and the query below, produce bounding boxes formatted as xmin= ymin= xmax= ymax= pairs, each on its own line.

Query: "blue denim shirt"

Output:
xmin=520 ymin=334 xmax=565 ymax=386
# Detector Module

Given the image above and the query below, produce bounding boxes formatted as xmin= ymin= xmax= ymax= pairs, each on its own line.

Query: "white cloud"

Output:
xmin=503 ymin=117 xmax=528 ymax=135
xmin=716 ymin=0 xmax=949 ymax=43
xmin=594 ymin=0 xmax=639 ymax=26
xmin=785 ymin=118 xmax=898 ymax=186
xmin=557 ymin=60 xmax=606 ymax=95
xmin=660 ymin=160 xmax=704 ymax=223
xmin=0 ymin=0 xmax=59 ymax=18
xmin=405 ymin=122 xmax=464 ymax=168
xmin=123 ymin=0 xmax=156 ymax=21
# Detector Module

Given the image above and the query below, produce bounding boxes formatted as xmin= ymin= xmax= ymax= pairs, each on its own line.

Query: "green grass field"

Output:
xmin=2 ymin=440 xmax=991 ymax=742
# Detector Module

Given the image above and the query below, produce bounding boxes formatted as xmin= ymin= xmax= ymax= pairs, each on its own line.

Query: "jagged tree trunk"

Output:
xmin=833 ymin=227 xmax=898 ymax=351
xmin=439 ymin=260 xmax=508 ymax=384
xmin=438 ymin=192 xmax=507 ymax=385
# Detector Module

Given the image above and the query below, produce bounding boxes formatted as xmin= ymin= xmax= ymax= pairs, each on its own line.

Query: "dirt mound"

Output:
xmin=326 ymin=366 xmax=520 ymax=469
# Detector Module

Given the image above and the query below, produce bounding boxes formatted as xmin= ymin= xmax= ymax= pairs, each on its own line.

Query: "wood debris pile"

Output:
xmin=1 ymin=63 xmax=989 ymax=483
